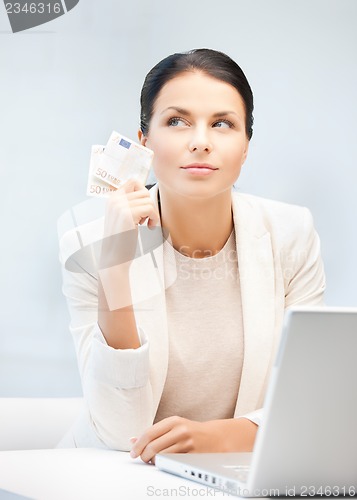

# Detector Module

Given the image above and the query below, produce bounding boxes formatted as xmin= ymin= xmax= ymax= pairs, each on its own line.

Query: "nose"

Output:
xmin=188 ymin=127 xmax=212 ymax=153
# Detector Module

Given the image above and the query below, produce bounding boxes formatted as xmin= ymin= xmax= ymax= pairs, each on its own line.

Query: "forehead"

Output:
xmin=152 ymin=70 xmax=246 ymax=116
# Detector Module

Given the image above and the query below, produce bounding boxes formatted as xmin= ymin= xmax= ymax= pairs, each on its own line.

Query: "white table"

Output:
xmin=0 ymin=448 xmax=233 ymax=500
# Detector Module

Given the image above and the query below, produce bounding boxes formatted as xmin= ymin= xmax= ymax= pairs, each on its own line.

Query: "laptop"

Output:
xmin=156 ymin=307 xmax=357 ymax=497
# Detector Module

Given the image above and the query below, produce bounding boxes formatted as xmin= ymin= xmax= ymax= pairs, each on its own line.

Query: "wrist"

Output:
xmin=205 ymin=418 xmax=258 ymax=452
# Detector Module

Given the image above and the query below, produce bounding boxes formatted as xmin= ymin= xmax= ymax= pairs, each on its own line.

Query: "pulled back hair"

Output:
xmin=140 ymin=48 xmax=254 ymax=140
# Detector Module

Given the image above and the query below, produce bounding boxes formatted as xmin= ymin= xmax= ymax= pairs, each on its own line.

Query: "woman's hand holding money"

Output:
xmin=100 ymin=179 xmax=160 ymax=270
xmin=98 ymin=179 xmax=160 ymax=350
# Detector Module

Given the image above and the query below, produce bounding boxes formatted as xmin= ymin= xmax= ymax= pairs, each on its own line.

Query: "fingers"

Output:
xmin=100 ymin=179 xmax=160 ymax=272
xmin=145 ymin=443 xmax=186 ymax=466
xmin=106 ymin=179 xmax=160 ymax=229
xmin=139 ymin=434 xmax=193 ymax=464
xmin=121 ymin=178 xmax=146 ymax=194
xmin=130 ymin=417 xmax=193 ymax=464
xmin=130 ymin=420 xmax=171 ymax=461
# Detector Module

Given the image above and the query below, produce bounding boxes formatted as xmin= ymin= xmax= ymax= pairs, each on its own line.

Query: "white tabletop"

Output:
xmin=0 ymin=448 xmax=231 ymax=500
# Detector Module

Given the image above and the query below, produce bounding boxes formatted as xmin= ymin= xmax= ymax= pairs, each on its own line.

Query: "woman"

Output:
xmin=59 ymin=48 xmax=326 ymax=463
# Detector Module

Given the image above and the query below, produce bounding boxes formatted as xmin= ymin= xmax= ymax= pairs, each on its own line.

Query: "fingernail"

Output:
xmin=130 ymin=450 xmax=137 ymax=459
xmin=129 ymin=437 xmax=137 ymax=443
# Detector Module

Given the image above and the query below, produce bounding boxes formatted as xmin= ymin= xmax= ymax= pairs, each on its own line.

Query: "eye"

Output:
xmin=168 ymin=117 xmax=189 ymax=127
xmin=212 ymin=119 xmax=234 ymax=129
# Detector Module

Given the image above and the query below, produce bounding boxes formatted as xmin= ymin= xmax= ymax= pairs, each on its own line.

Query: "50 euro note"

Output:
xmin=86 ymin=131 xmax=154 ymax=198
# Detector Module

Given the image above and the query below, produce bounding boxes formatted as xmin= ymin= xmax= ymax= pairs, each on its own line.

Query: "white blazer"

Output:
xmin=58 ymin=184 xmax=325 ymax=450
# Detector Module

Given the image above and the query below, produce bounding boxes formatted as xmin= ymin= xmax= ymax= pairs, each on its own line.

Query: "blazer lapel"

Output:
xmin=232 ymin=193 xmax=276 ymax=416
xmin=132 ymin=184 xmax=171 ymax=414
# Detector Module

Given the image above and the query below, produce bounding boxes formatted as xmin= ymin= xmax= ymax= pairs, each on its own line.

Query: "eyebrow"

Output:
xmin=160 ymin=106 xmax=240 ymax=119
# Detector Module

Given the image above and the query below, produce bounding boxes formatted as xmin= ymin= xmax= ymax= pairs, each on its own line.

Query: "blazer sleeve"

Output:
xmin=60 ymin=254 xmax=155 ymax=451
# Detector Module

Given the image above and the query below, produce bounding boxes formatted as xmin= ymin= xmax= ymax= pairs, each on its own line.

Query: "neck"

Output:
xmin=158 ymin=185 xmax=233 ymax=258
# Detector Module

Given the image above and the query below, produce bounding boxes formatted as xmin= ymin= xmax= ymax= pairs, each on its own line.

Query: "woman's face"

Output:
xmin=139 ymin=71 xmax=249 ymax=199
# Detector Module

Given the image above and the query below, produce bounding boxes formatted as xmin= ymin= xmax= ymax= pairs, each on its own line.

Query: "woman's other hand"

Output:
xmin=130 ymin=416 xmax=258 ymax=464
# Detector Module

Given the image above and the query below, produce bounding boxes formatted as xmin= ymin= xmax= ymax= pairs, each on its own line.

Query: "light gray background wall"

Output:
xmin=1 ymin=0 xmax=356 ymax=396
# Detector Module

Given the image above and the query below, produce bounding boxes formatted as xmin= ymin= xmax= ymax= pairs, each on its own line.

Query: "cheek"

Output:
xmin=149 ymin=139 xmax=177 ymax=171
xmin=230 ymin=143 xmax=248 ymax=164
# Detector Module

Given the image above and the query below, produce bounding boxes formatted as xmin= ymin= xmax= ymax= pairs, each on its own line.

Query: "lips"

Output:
xmin=181 ymin=163 xmax=218 ymax=170
xmin=180 ymin=163 xmax=218 ymax=177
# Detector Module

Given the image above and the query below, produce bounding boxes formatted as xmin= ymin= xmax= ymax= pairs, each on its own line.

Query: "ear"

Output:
xmin=242 ymin=138 xmax=250 ymax=164
xmin=138 ymin=129 xmax=148 ymax=147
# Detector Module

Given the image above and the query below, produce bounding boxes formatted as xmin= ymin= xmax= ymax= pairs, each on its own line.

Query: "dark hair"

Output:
xmin=140 ymin=48 xmax=254 ymax=140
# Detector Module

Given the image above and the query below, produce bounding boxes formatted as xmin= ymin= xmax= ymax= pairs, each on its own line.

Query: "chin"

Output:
xmin=161 ymin=180 xmax=233 ymax=200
